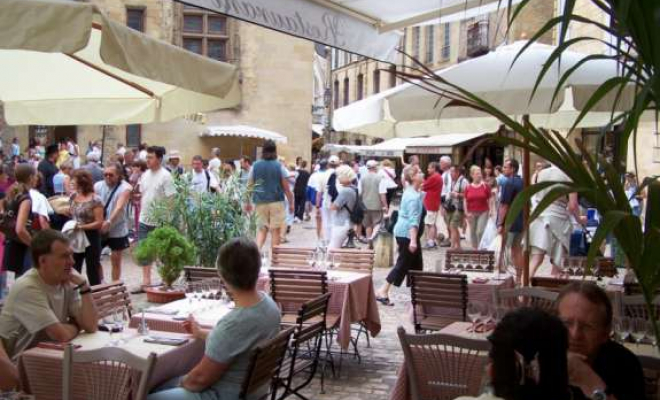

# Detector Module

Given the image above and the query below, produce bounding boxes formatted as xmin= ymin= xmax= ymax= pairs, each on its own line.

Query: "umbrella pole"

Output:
xmin=522 ymin=115 xmax=531 ymax=286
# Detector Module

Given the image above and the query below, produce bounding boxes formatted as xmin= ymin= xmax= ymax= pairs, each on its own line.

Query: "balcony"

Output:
xmin=467 ymin=20 xmax=490 ymax=58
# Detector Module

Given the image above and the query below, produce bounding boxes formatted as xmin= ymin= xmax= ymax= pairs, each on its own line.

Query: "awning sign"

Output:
xmin=176 ymin=0 xmax=401 ymax=62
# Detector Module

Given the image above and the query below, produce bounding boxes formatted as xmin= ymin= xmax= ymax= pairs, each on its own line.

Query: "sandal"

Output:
xmin=376 ymin=296 xmax=394 ymax=306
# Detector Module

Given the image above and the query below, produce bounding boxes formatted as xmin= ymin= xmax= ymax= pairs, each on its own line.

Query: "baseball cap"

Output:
xmin=366 ymin=160 xmax=379 ymax=169
xmin=328 ymin=155 xmax=340 ymax=165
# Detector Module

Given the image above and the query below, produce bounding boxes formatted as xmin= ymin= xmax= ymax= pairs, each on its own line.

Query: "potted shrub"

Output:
xmin=134 ymin=226 xmax=196 ymax=303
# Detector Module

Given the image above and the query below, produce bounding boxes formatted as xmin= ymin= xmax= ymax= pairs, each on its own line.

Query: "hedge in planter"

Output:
xmin=134 ymin=226 xmax=196 ymax=288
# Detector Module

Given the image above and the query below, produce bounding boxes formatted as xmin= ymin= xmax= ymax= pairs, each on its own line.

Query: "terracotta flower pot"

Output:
xmin=145 ymin=286 xmax=185 ymax=304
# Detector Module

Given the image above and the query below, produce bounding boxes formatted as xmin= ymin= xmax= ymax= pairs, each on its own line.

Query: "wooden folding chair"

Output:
xmin=271 ymin=246 xmax=316 ymax=269
xmin=328 ymin=248 xmax=375 ymax=273
xmin=269 ymin=269 xmax=336 ymax=326
xmin=275 ymin=293 xmax=331 ymax=400
xmin=530 ymin=276 xmax=570 ymax=292
xmin=620 ymin=294 xmax=660 ymax=320
xmin=90 ymin=281 xmax=133 ymax=320
xmin=63 ymin=344 xmax=157 ymax=400
xmin=495 ymin=287 xmax=559 ymax=314
xmin=239 ymin=327 xmax=295 ymax=400
xmin=444 ymin=250 xmax=495 ymax=272
xmin=397 ymin=327 xmax=490 ymax=400
xmin=183 ymin=266 xmax=219 ymax=282
xmin=410 ymin=271 xmax=468 ymax=333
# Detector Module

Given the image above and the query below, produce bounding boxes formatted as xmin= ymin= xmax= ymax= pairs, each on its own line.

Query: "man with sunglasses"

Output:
xmin=94 ymin=163 xmax=132 ymax=281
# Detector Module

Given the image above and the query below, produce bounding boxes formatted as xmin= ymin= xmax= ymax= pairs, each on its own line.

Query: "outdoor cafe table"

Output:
xmin=18 ymin=330 xmax=203 ymax=400
xmin=391 ymin=321 xmax=660 ymax=400
xmin=130 ymin=269 xmax=382 ymax=350
xmin=533 ymin=270 xmax=626 ymax=293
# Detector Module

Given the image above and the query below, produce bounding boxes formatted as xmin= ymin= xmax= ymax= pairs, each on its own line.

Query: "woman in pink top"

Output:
xmin=463 ymin=165 xmax=491 ymax=249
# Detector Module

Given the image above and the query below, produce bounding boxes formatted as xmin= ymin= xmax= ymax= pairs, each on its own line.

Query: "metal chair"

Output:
xmin=444 ymin=250 xmax=495 ymax=272
xmin=90 ymin=281 xmax=133 ymax=320
xmin=275 ymin=293 xmax=331 ymax=399
xmin=271 ymin=246 xmax=316 ymax=269
xmin=397 ymin=326 xmax=490 ymax=400
xmin=495 ymin=287 xmax=559 ymax=314
xmin=62 ymin=344 xmax=157 ymax=400
xmin=410 ymin=271 xmax=468 ymax=333
xmin=239 ymin=327 xmax=295 ymax=400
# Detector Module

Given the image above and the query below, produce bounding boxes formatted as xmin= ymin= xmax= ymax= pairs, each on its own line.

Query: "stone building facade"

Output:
xmin=2 ymin=0 xmax=314 ymax=166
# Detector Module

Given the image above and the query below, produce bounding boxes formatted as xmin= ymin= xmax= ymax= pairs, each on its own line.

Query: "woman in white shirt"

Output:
xmin=379 ymin=159 xmax=398 ymax=206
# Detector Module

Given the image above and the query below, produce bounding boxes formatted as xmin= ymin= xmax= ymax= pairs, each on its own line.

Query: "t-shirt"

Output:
xmin=379 ymin=168 xmax=398 ymax=190
xmin=190 ymin=170 xmax=218 ymax=194
xmin=535 ymin=166 xmax=571 ymax=218
xmin=358 ymin=172 xmax=385 ymax=211
xmin=465 ymin=183 xmax=491 ymax=213
xmin=319 ymin=168 xmax=336 ymax=209
xmin=422 ymin=173 xmax=443 ymax=212
xmin=499 ymin=175 xmax=524 ymax=233
xmin=449 ymin=176 xmax=468 ymax=210
xmin=208 ymin=158 xmax=222 ymax=180
xmin=29 ymin=189 xmax=53 ymax=220
xmin=0 ymin=269 xmax=81 ymax=360
xmin=333 ymin=186 xmax=357 ymax=226
xmin=249 ymin=160 xmax=286 ymax=204
xmin=138 ymin=167 xmax=176 ymax=226
xmin=94 ymin=180 xmax=132 ymax=238
xmin=571 ymin=340 xmax=646 ymax=400
xmin=138 ymin=150 xmax=148 ymax=161
xmin=203 ymin=293 xmax=280 ymax=400
xmin=37 ymin=159 xmax=59 ymax=197
xmin=84 ymin=163 xmax=104 ymax=184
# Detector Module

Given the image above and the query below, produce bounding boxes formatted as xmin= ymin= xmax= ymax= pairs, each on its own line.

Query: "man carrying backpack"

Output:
xmin=316 ymin=155 xmax=340 ymax=244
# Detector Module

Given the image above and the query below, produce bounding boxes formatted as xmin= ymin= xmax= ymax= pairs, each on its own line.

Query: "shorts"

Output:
xmin=102 ymin=236 xmax=130 ymax=251
xmin=255 ymin=201 xmax=285 ymax=230
xmin=506 ymin=231 xmax=524 ymax=249
xmin=424 ymin=210 xmax=439 ymax=225
xmin=362 ymin=210 xmax=383 ymax=228
xmin=446 ymin=210 xmax=465 ymax=229
xmin=306 ymin=187 xmax=318 ymax=205
xmin=138 ymin=223 xmax=156 ymax=241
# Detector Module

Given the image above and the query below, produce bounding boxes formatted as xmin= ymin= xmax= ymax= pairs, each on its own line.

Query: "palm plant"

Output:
xmin=392 ymin=0 xmax=659 ymax=345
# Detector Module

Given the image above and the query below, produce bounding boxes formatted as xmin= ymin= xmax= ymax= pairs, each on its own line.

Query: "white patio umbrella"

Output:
xmin=0 ymin=0 xmax=240 ymax=126
xmin=334 ymin=41 xmax=632 ymax=138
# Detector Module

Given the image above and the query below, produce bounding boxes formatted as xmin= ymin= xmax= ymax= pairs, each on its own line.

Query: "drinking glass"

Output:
xmin=631 ymin=318 xmax=646 ymax=347
xmin=306 ymin=252 xmax=316 ymax=269
xmin=185 ymin=283 xmax=196 ymax=312
xmin=467 ymin=302 xmax=483 ymax=335
xmin=614 ymin=317 xmax=631 ymax=343
xmin=646 ymin=320 xmax=658 ymax=347
xmin=114 ymin=308 xmax=129 ymax=344
xmin=333 ymin=254 xmax=341 ymax=270
xmin=103 ymin=312 xmax=117 ymax=346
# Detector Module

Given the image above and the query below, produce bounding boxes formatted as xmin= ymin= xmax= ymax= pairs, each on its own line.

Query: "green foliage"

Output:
xmin=134 ymin=226 xmax=196 ymax=287
xmin=392 ymin=0 xmax=660 ymax=346
xmin=146 ymin=172 xmax=256 ymax=268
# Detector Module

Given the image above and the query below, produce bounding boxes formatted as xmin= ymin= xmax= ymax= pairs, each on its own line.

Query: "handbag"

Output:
xmin=0 ymin=194 xmax=33 ymax=242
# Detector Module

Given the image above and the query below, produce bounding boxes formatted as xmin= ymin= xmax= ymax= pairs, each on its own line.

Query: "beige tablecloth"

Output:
xmin=19 ymin=330 xmax=203 ymax=400
xmin=131 ymin=270 xmax=382 ymax=350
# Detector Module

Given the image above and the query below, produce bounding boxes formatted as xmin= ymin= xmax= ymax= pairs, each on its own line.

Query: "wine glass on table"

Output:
xmin=646 ymin=320 xmax=658 ymax=348
xmin=631 ymin=318 xmax=646 ymax=348
xmin=613 ymin=317 xmax=630 ymax=343
xmin=467 ymin=302 xmax=483 ymax=336
xmin=332 ymin=254 xmax=341 ymax=270
xmin=103 ymin=309 xmax=117 ymax=346
xmin=306 ymin=252 xmax=316 ymax=269
xmin=114 ymin=307 xmax=129 ymax=344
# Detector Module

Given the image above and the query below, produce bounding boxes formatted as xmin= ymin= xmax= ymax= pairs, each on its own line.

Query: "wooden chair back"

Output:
xmin=91 ymin=281 xmax=133 ymax=320
xmin=410 ymin=271 xmax=468 ymax=333
xmin=639 ymin=354 xmax=660 ymax=400
xmin=620 ymin=295 xmax=660 ymax=320
xmin=530 ymin=276 xmax=570 ymax=292
xmin=271 ymin=246 xmax=316 ymax=268
xmin=184 ymin=266 xmax=218 ymax=282
xmin=328 ymin=248 xmax=374 ymax=273
xmin=444 ymin=250 xmax=495 ymax=272
xmin=495 ymin=287 xmax=559 ymax=314
xmin=269 ymin=269 xmax=328 ymax=311
xmin=63 ymin=344 xmax=157 ymax=400
xmin=239 ymin=327 xmax=295 ymax=400
xmin=397 ymin=327 xmax=490 ymax=400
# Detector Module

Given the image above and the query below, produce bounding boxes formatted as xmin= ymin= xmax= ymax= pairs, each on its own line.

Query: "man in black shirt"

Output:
xmin=557 ymin=282 xmax=645 ymax=400
xmin=37 ymin=145 xmax=59 ymax=197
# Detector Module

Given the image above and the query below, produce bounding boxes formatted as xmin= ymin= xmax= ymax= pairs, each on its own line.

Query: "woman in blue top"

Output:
xmin=376 ymin=167 xmax=424 ymax=305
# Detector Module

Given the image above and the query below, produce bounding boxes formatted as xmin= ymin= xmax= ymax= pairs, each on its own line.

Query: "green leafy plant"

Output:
xmin=147 ymin=172 xmax=257 ymax=268
xmin=134 ymin=226 xmax=196 ymax=288
xmin=392 ymin=0 xmax=659 ymax=346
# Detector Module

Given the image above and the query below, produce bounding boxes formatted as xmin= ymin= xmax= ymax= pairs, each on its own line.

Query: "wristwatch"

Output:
xmin=591 ymin=389 xmax=607 ymax=400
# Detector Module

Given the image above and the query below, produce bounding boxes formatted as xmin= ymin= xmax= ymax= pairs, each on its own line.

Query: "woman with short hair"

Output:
xmin=147 ymin=238 xmax=281 ymax=400
xmin=329 ymin=165 xmax=358 ymax=249
xmin=70 ymin=169 xmax=104 ymax=285
xmin=464 ymin=165 xmax=491 ymax=249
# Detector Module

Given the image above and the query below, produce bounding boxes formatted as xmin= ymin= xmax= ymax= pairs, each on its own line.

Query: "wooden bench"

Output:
xmin=444 ymin=250 xmax=495 ymax=272
xmin=271 ymin=246 xmax=316 ymax=269
xmin=328 ymin=248 xmax=375 ymax=273
xmin=90 ymin=281 xmax=133 ymax=320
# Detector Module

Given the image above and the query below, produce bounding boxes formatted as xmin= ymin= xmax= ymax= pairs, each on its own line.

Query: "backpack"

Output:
xmin=0 ymin=194 xmax=33 ymax=242
xmin=327 ymin=172 xmax=339 ymax=202
xmin=344 ymin=188 xmax=366 ymax=225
